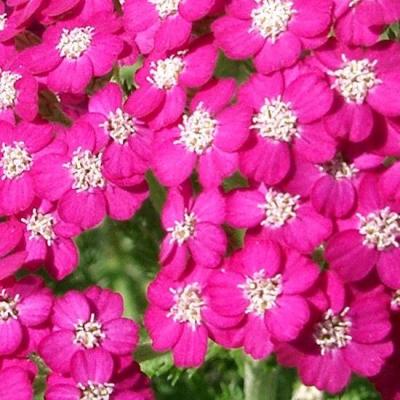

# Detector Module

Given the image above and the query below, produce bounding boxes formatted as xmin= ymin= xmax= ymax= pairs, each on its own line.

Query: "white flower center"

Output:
xmin=259 ymin=189 xmax=300 ymax=228
xmin=329 ymin=55 xmax=381 ymax=104
xmin=56 ymin=27 xmax=94 ymax=60
xmin=148 ymin=53 xmax=185 ymax=90
xmin=0 ymin=141 xmax=32 ymax=180
xmin=239 ymin=271 xmax=282 ymax=316
xmin=78 ymin=381 xmax=115 ymax=400
xmin=65 ymin=149 xmax=105 ymax=192
xmin=176 ymin=103 xmax=217 ymax=155
xmin=319 ymin=154 xmax=359 ymax=180
xmin=252 ymin=96 xmax=298 ymax=142
xmin=0 ymin=289 xmax=20 ymax=321
xmin=0 ymin=14 xmax=7 ymax=31
xmin=250 ymin=0 xmax=296 ymax=42
xmin=21 ymin=209 xmax=56 ymax=246
xmin=100 ymin=108 xmax=136 ymax=145
xmin=314 ymin=307 xmax=352 ymax=355
xmin=148 ymin=0 xmax=181 ymax=18
xmin=74 ymin=313 xmax=105 ymax=349
xmin=0 ymin=70 xmax=20 ymax=110
xmin=358 ymin=207 xmax=400 ymax=251
xmin=168 ymin=283 xmax=205 ymax=330
xmin=167 ymin=211 xmax=197 ymax=245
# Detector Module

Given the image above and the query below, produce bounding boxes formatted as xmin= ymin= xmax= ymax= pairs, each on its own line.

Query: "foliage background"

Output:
xmin=32 ymin=22 xmax=400 ymax=400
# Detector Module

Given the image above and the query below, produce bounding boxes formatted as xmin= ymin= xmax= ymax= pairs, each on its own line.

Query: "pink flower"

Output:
xmin=276 ymin=273 xmax=393 ymax=394
xmin=0 ymin=364 xmax=34 ymax=400
xmin=123 ymin=0 xmax=215 ymax=54
xmin=212 ymin=0 xmax=333 ymax=74
xmin=0 ymin=275 xmax=53 ymax=356
xmin=83 ymin=82 xmax=153 ymax=181
xmin=285 ymin=149 xmax=381 ymax=219
xmin=145 ymin=267 xmax=239 ymax=367
xmin=46 ymin=348 xmax=154 ymax=400
xmin=0 ymin=121 xmax=53 ymax=215
xmin=315 ymin=40 xmax=400 ymax=142
xmin=152 ymin=79 xmax=251 ymax=188
xmin=39 ymin=287 xmax=139 ymax=374
xmin=16 ymin=201 xmax=80 ymax=280
xmin=160 ymin=187 xmax=227 ymax=278
xmin=22 ymin=12 xmax=123 ymax=94
xmin=237 ymin=72 xmax=334 ymax=185
xmin=226 ymin=183 xmax=332 ymax=254
xmin=32 ymin=121 xmax=148 ymax=229
xmin=0 ymin=4 xmax=22 ymax=43
xmin=207 ymin=239 xmax=319 ymax=359
xmin=334 ymin=0 xmax=400 ymax=46
xmin=125 ymin=37 xmax=218 ymax=130
xmin=0 ymin=220 xmax=26 ymax=280
xmin=0 ymin=53 xmax=39 ymax=123
xmin=326 ymin=173 xmax=400 ymax=288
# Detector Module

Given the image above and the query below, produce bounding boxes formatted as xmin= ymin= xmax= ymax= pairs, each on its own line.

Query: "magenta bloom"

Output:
xmin=83 ymin=82 xmax=153 ymax=181
xmin=207 ymin=239 xmax=319 ymax=359
xmin=0 ymin=51 xmax=38 ymax=123
xmin=0 ymin=275 xmax=53 ymax=356
xmin=46 ymin=348 xmax=154 ymax=400
xmin=145 ymin=268 xmax=239 ymax=368
xmin=23 ymin=12 xmax=123 ymax=94
xmin=286 ymin=150 xmax=370 ymax=219
xmin=123 ymin=0 xmax=215 ymax=53
xmin=0 ymin=364 xmax=34 ymax=400
xmin=17 ymin=202 xmax=80 ymax=280
xmin=39 ymin=287 xmax=139 ymax=374
xmin=226 ymin=183 xmax=332 ymax=254
xmin=152 ymin=79 xmax=251 ymax=188
xmin=32 ymin=121 xmax=148 ymax=229
xmin=326 ymin=174 xmax=400 ymax=288
xmin=315 ymin=40 xmax=400 ymax=142
xmin=238 ymin=72 xmax=334 ymax=185
xmin=334 ymin=0 xmax=400 ymax=46
xmin=0 ymin=121 xmax=53 ymax=215
xmin=0 ymin=220 xmax=26 ymax=280
xmin=160 ymin=187 xmax=227 ymax=278
xmin=126 ymin=38 xmax=218 ymax=130
xmin=212 ymin=0 xmax=332 ymax=74
xmin=276 ymin=273 xmax=392 ymax=394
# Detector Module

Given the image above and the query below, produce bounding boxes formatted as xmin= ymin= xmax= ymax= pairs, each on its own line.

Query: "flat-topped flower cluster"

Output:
xmin=0 ymin=0 xmax=400 ymax=397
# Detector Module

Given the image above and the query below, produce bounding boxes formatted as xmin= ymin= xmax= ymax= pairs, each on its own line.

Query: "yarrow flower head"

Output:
xmin=33 ymin=121 xmax=148 ymax=229
xmin=39 ymin=287 xmax=139 ymax=374
xmin=152 ymin=79 xmax=251 ymax=188
xmin=24 ymin=15 xmax=123 ymax=94
xmin=238 ymin=72 xmax=334 ymax=185
xmin=126 ymin=40 xmax=218 ymax=130
xmin=226 ymin=184 xmax=332 ymax=254
xmin=213 ymin=0 xmax=332 ymax=73
xmin=276 ymin=273 xmax=392 ymax=394
xmin=45 ymin=348 xmax=154 ymax=400
xmin=160 ymin=188 xmax=226 ymax=278
xmin=207 ymin=240 xmax=318 ymax=359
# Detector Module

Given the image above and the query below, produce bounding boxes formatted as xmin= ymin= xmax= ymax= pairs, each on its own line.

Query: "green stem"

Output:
xmin=244 ymin=358 xmax=278 ymax=400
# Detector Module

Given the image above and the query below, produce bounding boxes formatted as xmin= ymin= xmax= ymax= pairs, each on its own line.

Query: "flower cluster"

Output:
xmin=0 ymin=0 xmax=399 ymax=397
